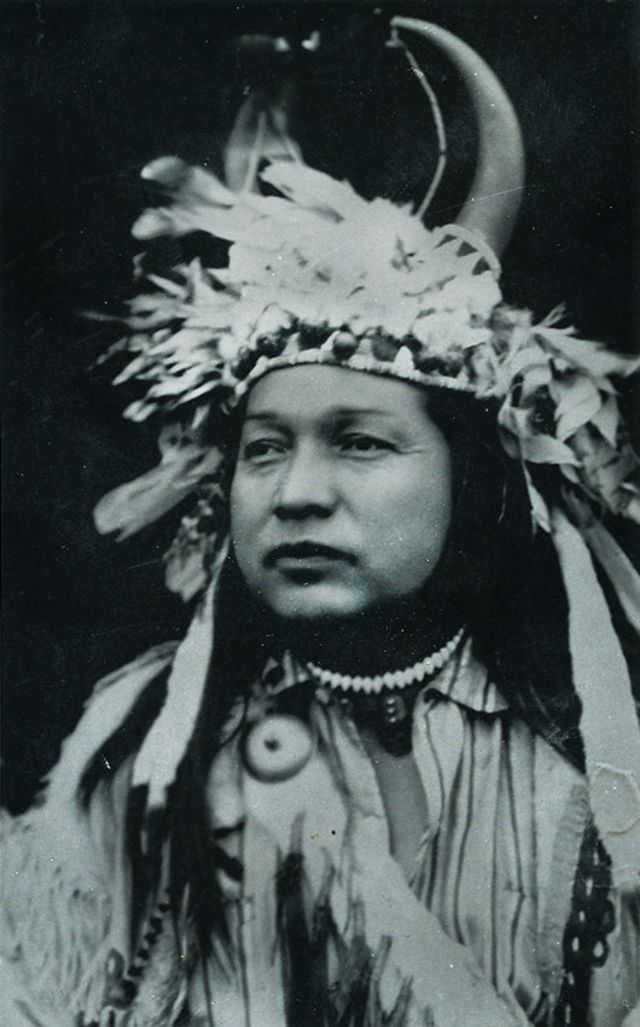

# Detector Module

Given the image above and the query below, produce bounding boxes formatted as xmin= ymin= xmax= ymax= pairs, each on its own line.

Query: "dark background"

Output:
xmin=2 ymin=0 xmax=639 ymax=811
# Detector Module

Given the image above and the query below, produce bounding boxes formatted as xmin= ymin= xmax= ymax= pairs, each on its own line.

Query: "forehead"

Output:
xmin=242 ymin=365 xmax=432 ymax=426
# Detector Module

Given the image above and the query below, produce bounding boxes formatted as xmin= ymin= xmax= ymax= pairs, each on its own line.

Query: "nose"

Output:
xmin=274 ymin=443 xmax=337 ymax=521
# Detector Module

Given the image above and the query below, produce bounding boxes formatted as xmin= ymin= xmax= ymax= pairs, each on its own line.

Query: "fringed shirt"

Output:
xmin=2 ymin=639 xmax=639 ymax=1026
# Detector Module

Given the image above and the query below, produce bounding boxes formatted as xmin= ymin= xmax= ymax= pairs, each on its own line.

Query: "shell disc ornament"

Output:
xmin=243 ymin=714 xmax=314 ymax=783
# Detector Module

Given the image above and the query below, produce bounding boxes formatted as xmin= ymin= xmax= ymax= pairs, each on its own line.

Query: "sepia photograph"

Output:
xmin=2 ymin=2 xmax=639 ymax=1024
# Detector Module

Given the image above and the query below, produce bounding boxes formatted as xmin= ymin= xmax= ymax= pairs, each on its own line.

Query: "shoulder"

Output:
xmin=0 ymin=643 xmax=178 ymax=1023
xmin=44 ymin=641 xmax=178 ymax=805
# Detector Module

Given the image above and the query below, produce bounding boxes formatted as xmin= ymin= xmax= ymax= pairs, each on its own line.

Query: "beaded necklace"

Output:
xmin=307 ymin=627 xmax=465 ymax=755
xmin=306 ymin=627 xmax=464 ymax=695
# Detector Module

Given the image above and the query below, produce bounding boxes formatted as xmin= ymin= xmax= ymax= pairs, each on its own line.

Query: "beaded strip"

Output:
xmin=552 ymin=822 xmax=616 ymax=1026
xmin=89 ymin=891 xmax=172 ymax=1022
xmin=306 ymin=628 xmax=464 ymax=694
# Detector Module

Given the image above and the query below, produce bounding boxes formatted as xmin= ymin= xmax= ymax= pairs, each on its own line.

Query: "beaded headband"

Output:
xmin=90 ymin=18 xmax=640 ymax=893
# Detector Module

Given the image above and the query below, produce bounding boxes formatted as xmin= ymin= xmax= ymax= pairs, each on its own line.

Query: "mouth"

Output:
xmin=265 ymin=542 xmax=356 ymax=569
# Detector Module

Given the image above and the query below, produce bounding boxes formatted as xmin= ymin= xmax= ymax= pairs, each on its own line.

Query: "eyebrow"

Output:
xmin=243 ymin=407 xmax=397 ymax=423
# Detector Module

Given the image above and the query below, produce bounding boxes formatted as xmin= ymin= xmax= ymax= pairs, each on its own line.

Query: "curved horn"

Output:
xmin=391 ymin=17 xmax=525 ymax=256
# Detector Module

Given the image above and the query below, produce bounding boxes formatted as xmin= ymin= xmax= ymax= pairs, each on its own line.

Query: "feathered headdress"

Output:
xmin=93 ymin=19 xmax=640 ymax=891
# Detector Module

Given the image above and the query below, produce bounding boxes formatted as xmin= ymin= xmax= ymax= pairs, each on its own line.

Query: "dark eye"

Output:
xmin=338 ymin=433 xmax=393 ymax=456
xmin=241 ymin=438 xmax=287 ymax=464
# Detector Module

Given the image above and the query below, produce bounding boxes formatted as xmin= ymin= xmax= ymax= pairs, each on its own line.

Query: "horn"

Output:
xmin=391 ymin=17 xmax=525 ymax=256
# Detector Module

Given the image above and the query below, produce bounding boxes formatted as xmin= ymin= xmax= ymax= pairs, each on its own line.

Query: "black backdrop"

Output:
xmin=2 ymin=0 xmax=639 ymax=811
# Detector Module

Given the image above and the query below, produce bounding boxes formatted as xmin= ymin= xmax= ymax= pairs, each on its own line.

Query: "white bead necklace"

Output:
xmin=306 ymin=627 xmax=465 ymax=695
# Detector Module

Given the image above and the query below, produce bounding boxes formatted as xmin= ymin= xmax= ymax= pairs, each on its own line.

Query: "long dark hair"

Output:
xmin=196 ymin=383 xmax=579 ymax=750
xmin=424 ymin=388 xmax=582 ymax=763
xmin=83 ymin=379 xmax=584 ymax=951
xmin=169 ymin=381 xmax=584 ymax=951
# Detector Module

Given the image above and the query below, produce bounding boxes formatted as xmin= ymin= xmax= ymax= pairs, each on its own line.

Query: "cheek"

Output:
xmin=229 ymin=472 xmax=260 ymax=564
xmin=422 ymin=451 xmax=453 ymax=549
xmin=229 ymin=477 xmax=243 ymax=536
xmin=379 ymin=451 xmax=452 ymax=572
xmin=420 ymin=454 xmax=452 ymax=538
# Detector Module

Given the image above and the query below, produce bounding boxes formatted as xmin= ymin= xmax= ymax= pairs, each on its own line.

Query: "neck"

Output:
xmin=276 ymin=593 xmax=461 ymax=676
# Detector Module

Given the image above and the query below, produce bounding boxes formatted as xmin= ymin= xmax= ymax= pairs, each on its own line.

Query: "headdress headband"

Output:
xmin=91 ymin=19 xmax=640 ymax=891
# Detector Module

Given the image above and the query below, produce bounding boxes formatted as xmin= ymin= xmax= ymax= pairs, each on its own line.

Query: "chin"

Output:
xmin=264 ymin=583 xmax=367 ymax=622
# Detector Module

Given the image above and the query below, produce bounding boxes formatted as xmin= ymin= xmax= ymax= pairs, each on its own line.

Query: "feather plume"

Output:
xmin=224 ymin=90 xmax=302 ymax=194
xmin=260 ymin=161 xmax=367 ymax=220
xmin=94 ymin=414 xmax=222 ymax=539
xmin=132 ymin=545 xmax=226 ymax=820
xmin=551 ymin=507 xmax=640 ymax=893
xmin=580 ymin=515 xmax=640 ymax=635
xmin=142 ymin=156 xmax=236 ymax=207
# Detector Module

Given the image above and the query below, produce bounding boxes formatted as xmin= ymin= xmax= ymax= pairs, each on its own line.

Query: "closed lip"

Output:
xmin=265 ymin=541 xmax=355 ymax=567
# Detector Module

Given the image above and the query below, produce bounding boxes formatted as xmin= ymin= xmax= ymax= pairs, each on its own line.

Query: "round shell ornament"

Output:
xmin=243 ymin=714 xmax=314 ymax=782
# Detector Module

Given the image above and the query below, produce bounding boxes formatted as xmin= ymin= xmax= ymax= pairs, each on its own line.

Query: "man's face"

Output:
xmin=230 ymin=365 xmax=452 ymax=621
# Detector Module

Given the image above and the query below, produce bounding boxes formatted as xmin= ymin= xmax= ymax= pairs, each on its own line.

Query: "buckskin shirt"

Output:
xmin=2 ymin=638 xmax=639 ymax=1026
